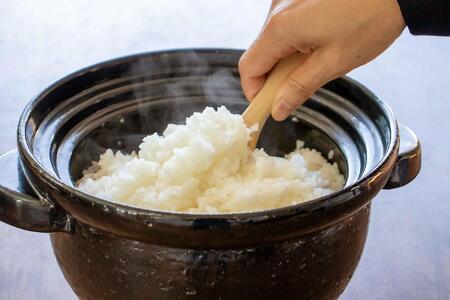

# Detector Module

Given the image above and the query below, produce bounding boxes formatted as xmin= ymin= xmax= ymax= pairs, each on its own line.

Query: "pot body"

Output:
xmin=51 ymin=204 xmax=370 ymax=300
xmin=0 ymin=49 xmax=422 ymax=300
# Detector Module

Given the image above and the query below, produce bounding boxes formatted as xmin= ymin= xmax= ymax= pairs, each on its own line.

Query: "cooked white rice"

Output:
xmin=77 ymin=106 xmax=344 ymax=213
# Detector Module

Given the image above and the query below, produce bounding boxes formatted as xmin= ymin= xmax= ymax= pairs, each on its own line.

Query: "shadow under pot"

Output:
xmin=0 ymin=49 xmax=421 ymax=300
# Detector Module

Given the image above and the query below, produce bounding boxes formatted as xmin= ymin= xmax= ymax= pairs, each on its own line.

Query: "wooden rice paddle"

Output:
xmin=242 ymin=52 xmax=306 ymax=150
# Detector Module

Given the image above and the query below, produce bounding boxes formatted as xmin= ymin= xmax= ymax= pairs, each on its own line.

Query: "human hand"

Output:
xmin=239 ymin=0 xmax=405 ymax=121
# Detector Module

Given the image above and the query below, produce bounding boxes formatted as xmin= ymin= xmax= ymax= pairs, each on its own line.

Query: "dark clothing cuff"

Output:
xmin=397 ymin=0 xmax=450 ymax=36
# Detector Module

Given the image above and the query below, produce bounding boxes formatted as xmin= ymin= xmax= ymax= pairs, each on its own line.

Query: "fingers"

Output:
xmin=271 ymin=52 xmax=332 ymax=121
xmin=238 ymin=69 xmax=265 ymax=103
xmin=239 ymin=36 xmax=296 ymax=101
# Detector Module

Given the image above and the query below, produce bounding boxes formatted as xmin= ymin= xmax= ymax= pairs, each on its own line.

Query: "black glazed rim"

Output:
xmin=17 ymin=48 xmax=398 ymax=225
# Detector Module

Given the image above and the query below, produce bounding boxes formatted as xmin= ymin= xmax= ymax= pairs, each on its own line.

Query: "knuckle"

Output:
xmin=286 ymin=78 xmax=313 ymax=100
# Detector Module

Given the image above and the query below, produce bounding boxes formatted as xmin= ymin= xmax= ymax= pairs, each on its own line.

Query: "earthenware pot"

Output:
xmin=0 ymin=49 xmax=421 ymax=300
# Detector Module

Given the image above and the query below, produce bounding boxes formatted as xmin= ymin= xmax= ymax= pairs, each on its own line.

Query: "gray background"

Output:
xmin=1 ymin=1 xmax=449 ymax=299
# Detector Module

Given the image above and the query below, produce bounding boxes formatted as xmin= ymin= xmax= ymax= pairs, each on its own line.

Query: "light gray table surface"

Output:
xmin=1 ymin=1 xmax=449 ymax=299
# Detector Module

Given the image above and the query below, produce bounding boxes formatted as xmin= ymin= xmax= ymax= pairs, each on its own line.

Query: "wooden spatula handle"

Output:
xmin=242 ymin=52 xmax=306 ymax=149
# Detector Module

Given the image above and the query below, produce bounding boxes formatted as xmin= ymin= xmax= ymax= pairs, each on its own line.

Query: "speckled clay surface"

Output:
xmin=51 ymin=205 xmax=370 ymax=300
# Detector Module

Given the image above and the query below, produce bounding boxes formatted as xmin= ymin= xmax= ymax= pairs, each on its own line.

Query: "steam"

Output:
xmin=125 ymin=51 xmax=244 ymax=139
xmin=123 ymin=50 xmax=301 ymax=156
xmin=73 ymin=50 xmax=304 ymax=182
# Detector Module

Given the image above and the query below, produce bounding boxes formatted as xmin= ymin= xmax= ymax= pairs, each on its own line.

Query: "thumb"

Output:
xmin=271 ymin=53 xmax=330 ymax=121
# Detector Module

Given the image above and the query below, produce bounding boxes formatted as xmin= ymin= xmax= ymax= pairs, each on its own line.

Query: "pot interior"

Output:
xmin=67 ymin=98 xmax=348 ymax=185
xmin=24 ymin=49 xmax=393 ymax=204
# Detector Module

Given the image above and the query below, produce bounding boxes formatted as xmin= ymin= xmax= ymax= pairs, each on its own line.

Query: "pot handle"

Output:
xmin=383 ymin=124 xmax=421 ymax=189
xmin=0 ymin=150 xmax=72 ymax=232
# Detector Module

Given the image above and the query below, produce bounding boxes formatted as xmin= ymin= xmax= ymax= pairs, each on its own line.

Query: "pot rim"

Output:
xmin=17 ymin=48 xmax=399 ymax=222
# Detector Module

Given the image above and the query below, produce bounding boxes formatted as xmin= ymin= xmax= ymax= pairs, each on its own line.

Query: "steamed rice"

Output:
xmin=77 ymin=106 xmax=344 ymax=213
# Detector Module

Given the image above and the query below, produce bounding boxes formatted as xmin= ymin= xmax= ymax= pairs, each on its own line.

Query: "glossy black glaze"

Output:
xmin=17 ymin=49 xmax=400 ymax=247
xmin=0 ymin=150 xmax=72 ymax=232
xmin=52 ymin=205 xmax=369 ymax=300
xmin=0 ymin=49 xmax=421 ymax=299
xmin=384 ymin=125 xmax=421 ymax=189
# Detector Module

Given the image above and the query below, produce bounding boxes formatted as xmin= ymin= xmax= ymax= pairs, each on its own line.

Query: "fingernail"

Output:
xmin=273 ymin=99 xmax=293 ymax=121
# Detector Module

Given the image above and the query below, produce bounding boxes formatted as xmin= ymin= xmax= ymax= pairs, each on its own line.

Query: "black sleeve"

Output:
xmin=397 ymin=0 xmax=450 ymax=36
